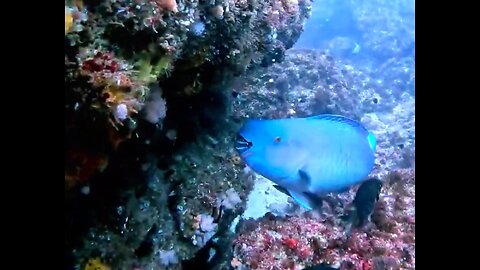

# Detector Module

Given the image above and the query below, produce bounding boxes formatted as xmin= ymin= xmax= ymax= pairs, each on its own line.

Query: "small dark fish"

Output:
xmin=353 ymin=177 xmax=383 ymax=225
xmin=342 ymin=178 xmax=383 ymax=230
xmin=303 ymin=262 xmax=339 ymax=270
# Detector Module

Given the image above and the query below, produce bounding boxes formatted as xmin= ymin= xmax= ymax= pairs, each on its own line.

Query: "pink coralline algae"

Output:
xmin=232 ymin=169 xmax=415 ymax=270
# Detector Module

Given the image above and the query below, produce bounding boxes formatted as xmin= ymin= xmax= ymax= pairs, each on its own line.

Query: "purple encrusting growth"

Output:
xmin=199 ymin=214 xmax=217 ymax=232
xmin=217 ymin=188 xmax=242 ymax=210
xmin=159 ymin=249 xmax=178 ymax=266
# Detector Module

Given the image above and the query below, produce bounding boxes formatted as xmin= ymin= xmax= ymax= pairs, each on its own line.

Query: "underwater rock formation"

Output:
xmin=228 ymin=48 xmax=414 ymax=270
xmin=65 ymin=0 xmax=313 ymax=269
xmin=67 ymin=126 xmax=254 ymax=269
xmin=65 ymin=0 xmax=415 ymax=269
xmin=232 ymin=169 xmax=415 ymax=270
xmin=65 ymin=0 xmax=312 ymax=191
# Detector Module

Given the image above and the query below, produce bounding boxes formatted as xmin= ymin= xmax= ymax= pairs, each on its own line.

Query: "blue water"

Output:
xmin=294 ymin=0 xmax=415 ymax=77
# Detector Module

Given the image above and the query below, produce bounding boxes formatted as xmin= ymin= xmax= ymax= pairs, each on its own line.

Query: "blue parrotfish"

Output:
xmin=235 ymin=114 xmax=376 ymax=211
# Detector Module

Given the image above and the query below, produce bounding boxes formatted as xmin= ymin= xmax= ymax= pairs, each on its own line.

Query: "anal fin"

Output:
xmin=273 ymin=185 xmax=291 ymax=197
xmin=288 ymin=190 xmax=323 ymax=211
xmin=273 ymin=183 xmax=324 ymax=212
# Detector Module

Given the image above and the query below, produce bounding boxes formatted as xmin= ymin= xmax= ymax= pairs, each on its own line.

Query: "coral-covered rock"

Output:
xmin=232 ymin=169 xmax=415 ymax=270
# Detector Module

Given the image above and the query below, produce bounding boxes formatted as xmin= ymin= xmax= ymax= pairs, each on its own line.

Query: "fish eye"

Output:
xmin=274 ymin=136 xmax=281 ymax=142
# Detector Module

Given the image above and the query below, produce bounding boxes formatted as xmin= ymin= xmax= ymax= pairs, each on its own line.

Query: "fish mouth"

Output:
xmin=235 ymin=134 xmax=253 ymax=154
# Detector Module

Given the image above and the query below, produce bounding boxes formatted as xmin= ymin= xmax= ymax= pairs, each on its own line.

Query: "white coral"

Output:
xmin=143 ymin=91 xmax=167 ymax=124
xmin=200 ymin=214 xmax=217 ymax=232
xmin=217 ymin=188 xmax=242 ymax=210
xmin=115 ymin=103 xmax=128 ymax=121
xmin=158 ymin=249 xmax=178 ymax=266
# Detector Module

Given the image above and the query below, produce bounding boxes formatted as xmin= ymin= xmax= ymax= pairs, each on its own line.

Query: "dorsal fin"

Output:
xmin=306 ymin=114 xmax=376 ymax=151
xmin=305 ymin=114 xmax=368 ymax=133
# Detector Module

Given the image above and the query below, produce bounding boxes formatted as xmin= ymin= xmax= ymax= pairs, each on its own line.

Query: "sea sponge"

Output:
xmin=142 ymin=89 xmax=167 ymax=124
xmin=217 ymin=188 xmax=242 ymax=209
xmin=156 ymin=0 xmax=178 ymax=13
xmin=159 ymin=249 xmax=179 ymax=266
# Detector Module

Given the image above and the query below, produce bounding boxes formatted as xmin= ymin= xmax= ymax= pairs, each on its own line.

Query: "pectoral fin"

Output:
xmin=298 ymin=169 xmax=312 ymax=187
